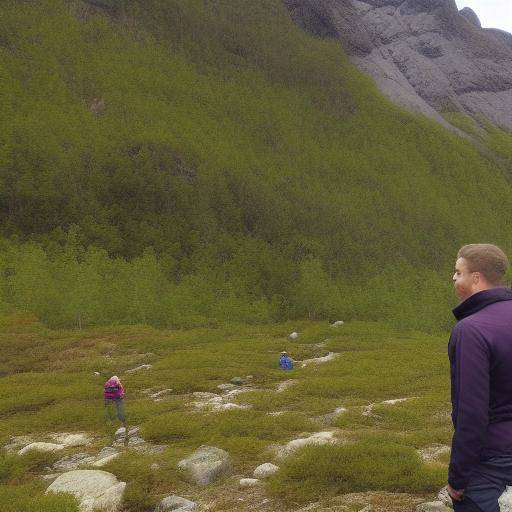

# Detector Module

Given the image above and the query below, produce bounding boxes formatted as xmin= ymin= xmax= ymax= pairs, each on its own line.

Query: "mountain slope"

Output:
xmin=0 ymin=0 xmax=511 ymax=329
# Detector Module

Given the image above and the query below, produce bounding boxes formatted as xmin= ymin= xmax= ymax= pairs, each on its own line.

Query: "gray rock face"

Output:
xmin=178 ymin=446 xmax=232 ymax=486
xmin=284 ymin=0 xmax=512 ymax=129
xmin=154 ymin=495 xmax=197 ymax=512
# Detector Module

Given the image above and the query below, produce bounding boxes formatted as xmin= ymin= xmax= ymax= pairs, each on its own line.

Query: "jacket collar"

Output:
xmin=453 ymin=287 xmax=512 ymax=321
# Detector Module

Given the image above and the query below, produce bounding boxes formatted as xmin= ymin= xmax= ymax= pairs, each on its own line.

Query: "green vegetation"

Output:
xmin=0 ymin=0 xmax=511 ymax=331
xmin=0 ymin=316 xmax=450 ymax=508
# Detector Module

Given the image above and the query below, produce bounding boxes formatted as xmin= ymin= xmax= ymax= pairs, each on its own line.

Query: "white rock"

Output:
xmin=499 ymin=487 xmax=512 ymax=512
xmin=253 ymin=463 xmax=279 ymax=478
xmin=416 ymin=502 xmax=451 ymax=512
xmin=18 ymin=442 xmax=65 ymax=455
xmin=125 ymin=364 xmax=152 ymax=373
xmin=278 ymin=431 xmax=338 ymax=458
xmin=92 ymin=453 xmax=120 ymax=467
xmin=239 ymin=478 xmax=261 ymax=487
xmin=276 ymin=380 xmax=298 ymax=393
xmin=332 ymin=320 xmax=344 ymax=327
xmin=46 ymin=469 xmax=126 ymax=512
xmin=178 ymin=446 xmax=232 ymax=486
xmin=150 ymin=389 xmax=173 ymax=399
xmin=437 ymin=487 xmax=452 ymax=509
xmin=51 ymin=433 xmax=92 ymax=447
xmin=154 ymin=495 xmax=197 ymax=511
xmin=288 ymin=332 xmax=299 ymax=340
xmin=53 ymin=453 xmax=96 ymax=472
xmin=300 ymin=352 xmax=339 ymax=368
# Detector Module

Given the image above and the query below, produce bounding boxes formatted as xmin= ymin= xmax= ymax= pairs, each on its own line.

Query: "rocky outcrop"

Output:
xmin=284 ymin=0 xmax=512 ymax=130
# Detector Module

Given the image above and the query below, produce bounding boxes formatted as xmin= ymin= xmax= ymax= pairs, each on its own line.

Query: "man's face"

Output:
xmin=453 ymin=257 xmax=476 ymax=302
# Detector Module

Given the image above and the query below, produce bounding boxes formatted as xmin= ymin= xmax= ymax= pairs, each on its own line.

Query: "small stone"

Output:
xmin=288 ymin=332 xmax=299 ymax=340
xmin=253 ymin=463 xmax=279 ymax=478
xmin=18 ymin=442 xmax=65 ymax=456
xmin=178 ymin=446 xmax=232 ymax=486
xmin=416 ymin=502 xmax=451 ymax=512
xmin=125 ymin=364 xmax=152 ymax=374
xmin=230 ymin=377 xmax=243 ymax=386
xmin=154 ymin=495 xmax=197 ymax=511
xmin=239 ymin=478 xmax=261 ymax=487
xmin=332 ymin=320 xmax=344 ymax=327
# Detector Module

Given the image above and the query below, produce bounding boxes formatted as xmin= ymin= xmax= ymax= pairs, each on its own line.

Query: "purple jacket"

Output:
xmin=448 ymin=287 xmax=512 ymax=489
xmin=104 ymin=378 xmax=125 ymax=400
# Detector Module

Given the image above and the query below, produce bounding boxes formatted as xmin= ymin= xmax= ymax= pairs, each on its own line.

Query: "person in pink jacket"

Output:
xmin=104 ymin=375 xmax=126 ymax=425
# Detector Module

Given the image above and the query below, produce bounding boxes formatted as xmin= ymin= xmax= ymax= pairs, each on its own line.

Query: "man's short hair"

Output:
xmin=457 ymin=244 xmax=509 ymax=285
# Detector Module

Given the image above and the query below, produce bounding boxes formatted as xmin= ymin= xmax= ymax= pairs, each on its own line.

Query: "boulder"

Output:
xmin=51 ymin=433 xmax=92 ymax=447
xmin=253 ymin=463 xmax=279 ymax=478
xmin=332 ymin=320 xmax=344 ymax=327
xmin=239 ymin=478 xmax=261 ymax=487
xmin=288 ymin=332 xmax=299 ymax=340
xmin=437 ymin=486 xmax=452 ymax=508
xmin=178 ymin=446 xmax=232 ymax=486
xmin=18 ymin=442 xmax=65 ymax=455
xmin=154 ymin=495 xmax=197 ymax=512
xmin=499 ymin=487 xmax=512 ymax=512
xmin=46 ymin=469 xmax=126 ymax=512
xmin=230 ymin=377 xmax=243 ymax=386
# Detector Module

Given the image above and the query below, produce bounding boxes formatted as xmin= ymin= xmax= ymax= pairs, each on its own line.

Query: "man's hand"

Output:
xmin=447 ymin=484 xmax=464 ymax=502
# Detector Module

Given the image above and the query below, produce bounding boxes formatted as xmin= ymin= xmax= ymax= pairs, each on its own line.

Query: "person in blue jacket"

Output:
xmin=279 ymin=351 xmax=294 ymax=370
xmin=448 ymin=244 xmax=512 ymax=511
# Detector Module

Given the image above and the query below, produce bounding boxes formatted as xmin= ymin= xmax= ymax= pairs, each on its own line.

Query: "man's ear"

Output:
xmin=472 ymin=272 xmax=481 ymax=284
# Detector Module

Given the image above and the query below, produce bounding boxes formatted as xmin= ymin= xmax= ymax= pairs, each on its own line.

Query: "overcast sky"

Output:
xmin=454 ymin=1 xmax=512 ymax=33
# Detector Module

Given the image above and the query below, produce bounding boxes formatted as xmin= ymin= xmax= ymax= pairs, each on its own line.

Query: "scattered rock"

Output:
xmin=437 ymin=487 xmax=452 ymax=509
xmin=418 ymin=444 xmax=450 ymax=463
xmin=94 ymin=372 xmax=101 ymax=376
xmin=53 ymin=453 xmax=96 ymax=472
xmin=217 ymin=383 xmax=237 ymax=391
xmin=51 ymin=433 xmax=93 ymax=447
xmin=253 ymin=463 xmax=279 ymax=478
xmin=300 ymin=352 xmax=339 ymax=368
xmin=362 ymin=398 xmax=409 ymax=416
xmin=178 ymin=446 xmax=232 ymax=486
xmin=154 ymin=495 xmax=197 ymax=511
xmin=46 ymin=469 xmax=126 ymax=512
xmin=240 ymin=478 xmax=261 ymax=488
xmin=499 ymin=487 xmax=512 ymax=511
xmin=416 ymin=502 xmax=451 ymax=512
xmin=332 ymin=320 xmax=344 ymax=327
xmin=276 ymin=379 xmax=298 ymax=393
xmin=230 ymin=377 xmax=243 ymax=386
xmin=277 ymin=431 xmax=338 ymax=458
xmin=150 ymin=389 xmax=174 ymax=400
xmin=18 ymin=442 xmax=65 ymax=456
xmin=190 ymin=390 xmax=251 ymax=412
xmin=288 ymin=332 xmax=299 ymax=340
xmin=125 ymin=364 xmax=152 ymax=373
xmin=315 ymin=406 xmax=347 ymax=426
xmin=92 ymin=453 xmax=120 ymax=467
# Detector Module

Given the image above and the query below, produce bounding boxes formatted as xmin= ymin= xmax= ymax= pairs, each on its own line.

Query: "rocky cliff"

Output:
xmin=284 ymin=0 xmax=512 ymax=130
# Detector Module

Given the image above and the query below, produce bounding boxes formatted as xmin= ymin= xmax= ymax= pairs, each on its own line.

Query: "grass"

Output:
xmin=0 ymin=314 xmax=453 ymax=509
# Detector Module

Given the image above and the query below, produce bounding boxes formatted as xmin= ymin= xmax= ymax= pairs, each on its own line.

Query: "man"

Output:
xmin=448 ymin=244 xmax=512 ymax=511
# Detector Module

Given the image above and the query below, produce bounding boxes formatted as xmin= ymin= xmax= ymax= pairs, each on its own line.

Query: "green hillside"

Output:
xmin=1 ymin=0 xmax=511 ymax=330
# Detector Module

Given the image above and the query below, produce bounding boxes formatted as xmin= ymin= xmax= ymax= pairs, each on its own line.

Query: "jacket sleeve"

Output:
xmin=448 ymin=323 xmax=490 ymax=490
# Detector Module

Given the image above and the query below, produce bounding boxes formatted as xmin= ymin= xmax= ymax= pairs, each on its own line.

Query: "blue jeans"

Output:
xmin=454 ymin=455 xmax=512 ymax=512
xmin=104 ymin=398 xmax=125 ymax=423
